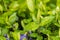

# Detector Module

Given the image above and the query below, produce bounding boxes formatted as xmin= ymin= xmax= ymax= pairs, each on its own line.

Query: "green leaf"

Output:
xmin=1 ymin=28 xmax=8 ymax=35
xmin=24 ymin=22 xmax=39 ymax=31
xmin=51 ymin=36 xmax=60 ymax=40
xmin=40 ymin=27 xmax=51 ymax=34
xmin=30 ymin=33 xmax=38 ymax=37
xmin=37 ymin=9 xmax=41 ymax=22
xmin=54 ymin=23 xmax=60 ymax=27
xmin=19 ymin=30 xmax=26 ymax=34
xmin=26 ymin=0 xmax=34 ymax=12
xmin=11 ymin=32 xmax=20 ymax=40
xmin=0 ymin=4 xmax=3 ymax=12
xmin=0 ymin=36 xmax=6 ymax=40
xmin=18 ymin=0 xmax=26 ymax=9
xmin=9 ymin=13 xmax=18 ymax=24
xmin=22 ymin=18 xmax=32 ymax=23
xmin=5 ymin=16 xmax=11 ymax=26
xmin=37 ymin=36 xmax=42 ymax=40
xmin=3 ymin=11 xmax=14 ymax=16
xmin=9 ymin=1 xmax=19 ymax=11
xmin=40 ymin=16 xmax=55 ymax=26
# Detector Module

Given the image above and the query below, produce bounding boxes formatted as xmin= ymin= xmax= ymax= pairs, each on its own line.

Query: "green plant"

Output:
xmin=0 ymin=0 xmax=60 ymax=40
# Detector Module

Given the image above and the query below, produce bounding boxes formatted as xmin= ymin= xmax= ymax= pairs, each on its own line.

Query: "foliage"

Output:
xmin=0 ymin=0 xmax=60 ymax=40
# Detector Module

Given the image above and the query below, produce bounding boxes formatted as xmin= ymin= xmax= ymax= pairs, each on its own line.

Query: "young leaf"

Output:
xmin=29 ymin=33 xmax=38 ymax=37
xmin=26 ymin=0 xmax=34 ymax=12
xmin=40 ymin=16 xmax=55 ymax=26
xmin=9 ymin=1 xmax=19 ymax=11
xmin=39 ymin=27 xmax=51 ymax=34
xmin=0 ymin=36 xmax=6 ymax=40
xmin=11 ymin=32 xmax=20 ymax=40
xmin=24 ymin=22 xmax=39 ymax=31
xmin=0 ymin=4 xmax=3 ymax=12
xmin=9 ymin=13 xmax=18 ymax=24
xmin=1 ymin=28 xmax=8 ymax=35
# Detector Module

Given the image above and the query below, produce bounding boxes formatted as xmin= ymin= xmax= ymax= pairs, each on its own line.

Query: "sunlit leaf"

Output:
xmin=0 ymin=4 xmax=3 ymax=12
xmin=40 ymin=16 xmax=55 ymax=26
xmin=26 ymin=0 xmax=34 ymax=12
xmin=9 ymin=13 xmax=18 ymax=24
xmin=24 ymin=22 xmax=39 ymax=31
xmin=11 ymin=32 xmax=20 ymax=40
xmin=1 ymin=28 xmax=8 ymax=35
xmin=9 ymin=1 xmax=19 ymax=11
xmin=30 ymin=33 xmax=38 ymax=37
xmin=0 ymin=36 xmax=6 ymax=40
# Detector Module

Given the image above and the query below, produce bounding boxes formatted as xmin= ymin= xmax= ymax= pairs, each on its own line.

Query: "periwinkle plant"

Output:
xmin=0 ymin=0 xmax=60 ymax=40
